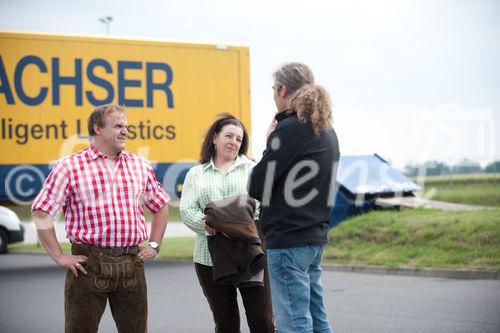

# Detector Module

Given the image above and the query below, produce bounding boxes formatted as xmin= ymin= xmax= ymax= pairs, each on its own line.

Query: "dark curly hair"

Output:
xmin=199 ymin=113 xmax=249 ymax=164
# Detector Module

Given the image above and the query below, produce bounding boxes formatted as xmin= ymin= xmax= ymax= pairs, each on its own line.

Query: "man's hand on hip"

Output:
xmin=54 ymin=253 xmax=88 ymax=277
xmin=138 ymin=245 xmax=158 ymax=262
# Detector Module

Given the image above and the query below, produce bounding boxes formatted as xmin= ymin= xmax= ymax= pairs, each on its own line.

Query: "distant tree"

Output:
xmin=452 ymin=159 xmax=482 ymax=174
xmin=484 ymin=161 xmax=500 ymax=173
xmin=403 ymin=164 xmax=418 ymax=177
xmin=430 ymin=161 xmax=450 ymax=176
xmin=404 ymin=161 xmax=450 ymax=177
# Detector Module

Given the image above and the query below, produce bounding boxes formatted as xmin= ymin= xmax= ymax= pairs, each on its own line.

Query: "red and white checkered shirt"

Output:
xmin=32 ymin=145 xmax=170 ymax=247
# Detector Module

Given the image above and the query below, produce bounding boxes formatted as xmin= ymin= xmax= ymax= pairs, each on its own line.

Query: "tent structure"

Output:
xmin=329 ymin=154 xmax=420 ymax=227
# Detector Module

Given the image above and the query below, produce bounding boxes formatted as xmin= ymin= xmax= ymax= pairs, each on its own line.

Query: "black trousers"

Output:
xmin=195 ymin=263 xmax=275 ymax=333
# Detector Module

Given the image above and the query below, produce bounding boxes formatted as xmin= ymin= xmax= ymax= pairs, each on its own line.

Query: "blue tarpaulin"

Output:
xmin=329 ymin=154 xmax=420 ymax=227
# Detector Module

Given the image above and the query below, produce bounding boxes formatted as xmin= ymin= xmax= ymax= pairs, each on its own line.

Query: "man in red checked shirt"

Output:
xmin=31 ymin=104 xmax=170 ymax=333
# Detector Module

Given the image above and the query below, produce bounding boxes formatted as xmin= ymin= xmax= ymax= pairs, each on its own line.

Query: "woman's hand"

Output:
xmin=201 ymin=214 xmax=217 ymax=236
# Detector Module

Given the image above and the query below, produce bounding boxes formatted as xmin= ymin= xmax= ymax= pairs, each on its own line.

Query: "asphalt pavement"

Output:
xmin=1 ymin=254 xmax=499 ymax=333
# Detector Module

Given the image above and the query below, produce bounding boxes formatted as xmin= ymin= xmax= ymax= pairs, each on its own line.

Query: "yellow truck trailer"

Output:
xmin=0 ymin=31 xmax=251 ymax=203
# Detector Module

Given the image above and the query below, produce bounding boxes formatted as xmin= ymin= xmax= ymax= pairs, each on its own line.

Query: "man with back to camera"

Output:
xmin=31 ymin=104 xmax=169 ymax=333
xmin=249 ymin=63 xmax=340 ymax=333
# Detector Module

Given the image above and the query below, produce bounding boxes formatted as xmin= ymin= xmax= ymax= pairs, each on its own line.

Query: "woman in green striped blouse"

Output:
xmin=180 ymin=113 xmax=274 ymax=333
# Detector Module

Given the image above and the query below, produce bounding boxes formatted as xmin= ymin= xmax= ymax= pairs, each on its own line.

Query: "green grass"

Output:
xmin=415 ymin=173 xmax=500 ymax=184
xmin=144 ymin=201 xmax=181 ymax=222
xmin=2 ymin=201 xmax=182 ymax=222
xmin=10 ymin=242 xmax=72 ymax=253
xmin=11 ymin=208 xmax=500 ymax=271
xmin=157 ymin=237 xmax=194 ymax=260
xmin=7 ymin=173 xmax=500 ymax=270
xmin=9 ymin=237 xmax=195 ymax=261
xmin=325 ymin=208 xmax=500 ymax=270
xmin=426 ymin=187 xmax=500 ymax=207
xmin=1 ymin=203 xmax=37 ymax=221
xmin=415 ymin=173 xmax=500 ymax=207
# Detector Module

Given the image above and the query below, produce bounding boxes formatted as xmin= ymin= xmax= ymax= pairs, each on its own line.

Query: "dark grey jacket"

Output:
xmin=205 ymin=195 xmax=266 ymax=287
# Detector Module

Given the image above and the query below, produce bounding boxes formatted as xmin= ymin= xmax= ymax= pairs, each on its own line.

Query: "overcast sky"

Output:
xmin=1 ymin=0 xmax=499 ymax=168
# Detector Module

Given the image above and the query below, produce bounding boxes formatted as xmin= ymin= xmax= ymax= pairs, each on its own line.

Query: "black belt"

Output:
xmin=72 ymin=243 xmax=140 ymax=256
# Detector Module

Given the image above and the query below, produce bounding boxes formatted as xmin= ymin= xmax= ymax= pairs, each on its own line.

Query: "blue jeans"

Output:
xmin=267 ymin=245 xmax=333 ymax=333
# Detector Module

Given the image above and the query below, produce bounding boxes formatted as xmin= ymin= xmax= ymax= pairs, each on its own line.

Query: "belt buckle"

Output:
xmin=110 ymin=247 xmax=124 ymax=256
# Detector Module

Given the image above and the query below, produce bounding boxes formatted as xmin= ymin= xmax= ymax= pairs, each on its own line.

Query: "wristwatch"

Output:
xmin=148 ymin=241 xmax=160 ymax=253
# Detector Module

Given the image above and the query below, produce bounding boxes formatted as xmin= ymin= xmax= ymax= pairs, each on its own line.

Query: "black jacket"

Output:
xmin=248 ymin=111 xmax=340 ymax=248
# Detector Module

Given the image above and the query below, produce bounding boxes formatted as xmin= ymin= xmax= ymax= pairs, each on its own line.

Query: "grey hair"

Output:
xmin=273 ymin=63 xmax=315 ymax=97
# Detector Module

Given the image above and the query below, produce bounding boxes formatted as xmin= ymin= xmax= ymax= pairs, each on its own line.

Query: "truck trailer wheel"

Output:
xmin=0 ymin=228 xmax=8 ymax=254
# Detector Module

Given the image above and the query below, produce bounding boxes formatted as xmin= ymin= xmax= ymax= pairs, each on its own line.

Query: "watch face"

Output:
xmin=149 ymin=241 xmax=159 ymax=248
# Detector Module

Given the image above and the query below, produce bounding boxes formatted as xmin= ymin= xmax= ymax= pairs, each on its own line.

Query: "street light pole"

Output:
xmin=98 ymin=16 xmax=113 ymax=35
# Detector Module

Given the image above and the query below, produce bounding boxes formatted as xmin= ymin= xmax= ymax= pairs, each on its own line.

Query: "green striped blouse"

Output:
xmin=180 ymin=154 xmax=259 ymax=266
